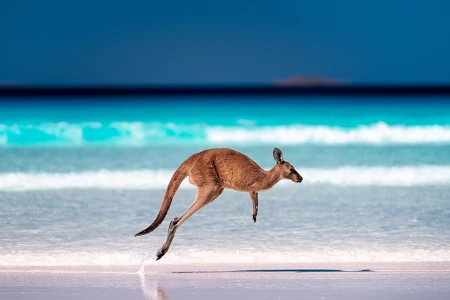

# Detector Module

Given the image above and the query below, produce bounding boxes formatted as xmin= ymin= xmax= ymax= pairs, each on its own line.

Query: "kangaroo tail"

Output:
xmin=134 ymin=160 xmax=190 ymax=237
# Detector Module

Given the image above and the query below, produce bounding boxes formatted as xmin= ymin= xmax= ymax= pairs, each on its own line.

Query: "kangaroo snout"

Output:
xmin=296 ymin=174 xmax=303 ymax=183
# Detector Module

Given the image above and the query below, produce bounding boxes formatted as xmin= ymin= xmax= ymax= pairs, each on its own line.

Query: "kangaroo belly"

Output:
xmin=222 ymin=180 xmax=249 ymax=192
xmin=219 ymin=170 xmax=261 ymax=192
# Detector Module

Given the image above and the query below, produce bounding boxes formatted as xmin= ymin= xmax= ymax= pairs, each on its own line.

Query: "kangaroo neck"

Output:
xmin=257 ymin=165 xmax=281 ymax=191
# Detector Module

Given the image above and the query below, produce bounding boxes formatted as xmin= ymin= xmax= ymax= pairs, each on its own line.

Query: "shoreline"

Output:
xmin=2 ymin=260 xmax=449 ymax=272
xmin=2 ymin=262 xmax=450 ymax=299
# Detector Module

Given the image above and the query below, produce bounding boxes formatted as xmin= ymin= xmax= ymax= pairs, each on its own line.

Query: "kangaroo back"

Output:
xmin=134 ymin=159 xmax=190 ymax=237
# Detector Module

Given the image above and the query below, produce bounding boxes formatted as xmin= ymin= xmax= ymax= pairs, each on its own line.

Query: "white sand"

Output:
xmin=1 ymin=262 xmax=450 ymax=299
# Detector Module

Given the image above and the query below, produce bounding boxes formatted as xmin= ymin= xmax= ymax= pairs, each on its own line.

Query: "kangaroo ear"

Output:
xmin=273 ymin=148 xmax=284 ymax=164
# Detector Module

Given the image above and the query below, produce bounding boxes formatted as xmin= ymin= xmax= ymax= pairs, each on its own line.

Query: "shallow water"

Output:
xmin=0 ymin=97 xmax=449 ymax=266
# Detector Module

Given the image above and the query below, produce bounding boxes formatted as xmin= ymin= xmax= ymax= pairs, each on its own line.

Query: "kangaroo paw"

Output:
xmin=253 ymin=214 xmax=257 ymax=223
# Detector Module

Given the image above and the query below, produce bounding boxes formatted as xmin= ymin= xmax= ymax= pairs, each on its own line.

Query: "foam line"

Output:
xmin=1 ymin=247 xmax=449 ymax=266
xmin=2 ymin=122 xmax=450 ymax=146
xmin=1 ymin=165 xmax=449 ymax=191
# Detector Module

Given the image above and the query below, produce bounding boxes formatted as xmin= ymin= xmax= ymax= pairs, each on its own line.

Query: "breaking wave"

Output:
xmin=1 ymin=121 xmax=450 ymax=146
xmin=1 ymin=247 xmax=449 ymax=266
xmin=1 ymin=165 xmax=449 ymax=191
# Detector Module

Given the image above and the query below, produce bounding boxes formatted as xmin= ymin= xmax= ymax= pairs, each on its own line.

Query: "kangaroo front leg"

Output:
xmin=249 ymin=191 xmax=258 ymax=223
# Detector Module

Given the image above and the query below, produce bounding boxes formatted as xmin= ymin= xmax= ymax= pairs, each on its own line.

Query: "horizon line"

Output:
xmin=1 ymin=83 xmax=450 ymax=98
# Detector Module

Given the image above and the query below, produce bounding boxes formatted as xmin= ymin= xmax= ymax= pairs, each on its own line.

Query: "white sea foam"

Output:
xmin=0 ymin=166 xmax=449 ymax=191
xmin=206 ymin=122 xmax=450 ymax=145
xmin=1 ymin=247 xmax=449 ymax=266
xmin=1 ymin=121 xmax=450 ymax=146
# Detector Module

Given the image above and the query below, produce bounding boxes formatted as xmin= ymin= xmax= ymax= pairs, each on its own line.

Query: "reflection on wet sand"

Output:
xmin=139 ymin=271 xmax=169 ymax=300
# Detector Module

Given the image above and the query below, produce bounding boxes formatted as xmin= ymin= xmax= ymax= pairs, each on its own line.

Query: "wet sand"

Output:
xmin=1 ymin=262 xmax=450 ymax=299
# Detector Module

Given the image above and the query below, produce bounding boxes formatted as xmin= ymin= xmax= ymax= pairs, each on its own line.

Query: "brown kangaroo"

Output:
xmin=135 ymin=147 xmax=303 ymax=261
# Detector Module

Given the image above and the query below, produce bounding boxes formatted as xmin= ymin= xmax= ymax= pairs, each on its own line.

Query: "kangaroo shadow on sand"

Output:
xmin=172 ymin=268 xmax=373 ymax=274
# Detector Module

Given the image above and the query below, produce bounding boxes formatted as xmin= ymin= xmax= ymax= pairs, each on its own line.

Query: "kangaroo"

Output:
xmin=135 ymin=147 xmax=303 ymax=261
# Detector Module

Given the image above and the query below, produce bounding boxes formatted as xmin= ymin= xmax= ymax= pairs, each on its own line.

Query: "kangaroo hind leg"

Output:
xmin=155 ymin=186 xmax=224 ymax=261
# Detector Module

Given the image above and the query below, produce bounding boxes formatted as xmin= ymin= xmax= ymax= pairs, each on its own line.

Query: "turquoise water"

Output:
xmin=1 ymin=97 xmax=449 ymax=266
xmin=1 ymin=97 xmax=450 ymax=147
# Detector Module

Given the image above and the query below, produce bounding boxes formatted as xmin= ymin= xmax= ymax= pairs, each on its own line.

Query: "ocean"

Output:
xmin=1 ymin=96 xmax=449 ymax=267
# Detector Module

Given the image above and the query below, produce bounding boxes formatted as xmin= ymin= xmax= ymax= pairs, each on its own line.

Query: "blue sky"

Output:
xmin=1 ymin=1 xmax=449 ymax=85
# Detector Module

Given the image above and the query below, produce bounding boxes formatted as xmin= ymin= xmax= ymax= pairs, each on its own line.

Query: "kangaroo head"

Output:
xmin=272 ymin=148 xmax=303 ymax=183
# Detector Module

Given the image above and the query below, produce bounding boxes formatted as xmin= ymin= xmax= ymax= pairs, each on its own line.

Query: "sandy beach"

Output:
xmin=3 ymin=1 xmax=450 ymax=298
xmin=1 ymin=262 xmax=449 ymax=300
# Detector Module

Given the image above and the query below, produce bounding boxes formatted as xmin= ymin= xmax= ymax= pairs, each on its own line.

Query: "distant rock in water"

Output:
xmin=273 ymin=75 xmax=351 ymax=86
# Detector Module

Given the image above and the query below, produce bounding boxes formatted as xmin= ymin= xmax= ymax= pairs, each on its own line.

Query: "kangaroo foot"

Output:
xmin=253 ymin=214 xmax=257 ymax=223
xmin=155 ymin=247 xmax=167 ymax=261
xmin=155 ymin=217 xmax=179 ymax=261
